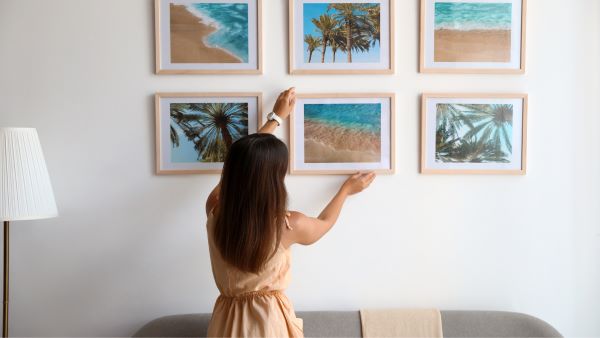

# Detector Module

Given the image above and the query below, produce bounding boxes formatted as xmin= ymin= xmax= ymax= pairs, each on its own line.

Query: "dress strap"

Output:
xmin=284 ymin=212 xmax=293 ymax=230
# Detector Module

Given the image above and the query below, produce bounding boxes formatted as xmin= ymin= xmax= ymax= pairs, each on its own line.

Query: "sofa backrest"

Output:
xmin=132 ymin=310 xmax=563 ymax=337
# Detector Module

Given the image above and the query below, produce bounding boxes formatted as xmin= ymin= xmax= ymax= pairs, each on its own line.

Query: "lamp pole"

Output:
xmin=2 ymin=221 xmax=7 ymax=338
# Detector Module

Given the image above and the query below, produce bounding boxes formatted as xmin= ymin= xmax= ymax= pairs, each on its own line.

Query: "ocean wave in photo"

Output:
xmin=304 ymin=103 xmax=381 ymax=134
xmin=190 ymin=3 xmax=249 ymax=62
xmin=434 ymin=2 xmax=512 ymax=31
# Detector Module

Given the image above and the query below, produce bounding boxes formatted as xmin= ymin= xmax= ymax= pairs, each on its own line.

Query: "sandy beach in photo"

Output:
xmin=434 ymin=29 xmax=511 ymax=62
xmin=169 ymin=4 xmax=241 ymax=63
xmin=304 ymin=120 xmax=380 ymax=163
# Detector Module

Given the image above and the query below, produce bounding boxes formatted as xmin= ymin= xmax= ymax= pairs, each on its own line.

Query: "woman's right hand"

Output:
xmin=341 ymin=172 xmax=376 ymax=195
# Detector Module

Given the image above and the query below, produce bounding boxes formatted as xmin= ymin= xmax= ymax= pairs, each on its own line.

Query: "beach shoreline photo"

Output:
xmin=169 ymin=3 xmax=245 ymax=63
xmin=433 ymin=2 xmax=512 ymax=63
xmin=303 ymin=103 xmax=381 ymax=163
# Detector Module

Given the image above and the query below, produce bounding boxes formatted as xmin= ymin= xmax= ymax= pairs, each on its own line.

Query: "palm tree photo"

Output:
xmin=304 ymin=34 xmax=322 ymax=63
xmin=170 ymin=102 xmax=248 ymax=162
xmin=435 ymin=103 xmax=514 ymax=163
xmin=303 ymin=3 xmax=381 ymax=63
xmin=365 ymin=5 xmax=381 ymax=46
xmin=311 ymin=13 xmax=338 ymax=63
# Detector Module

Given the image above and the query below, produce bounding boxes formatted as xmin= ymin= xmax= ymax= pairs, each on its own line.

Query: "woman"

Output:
xmin=205 ymin=88 xmax=376 ymax=337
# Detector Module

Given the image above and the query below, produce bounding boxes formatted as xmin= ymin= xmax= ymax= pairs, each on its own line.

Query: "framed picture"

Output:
xmin=421 ymin=93 xmax=528 ymax=174
xmin=155 ymin=0 xmax=262 ymax=74
xmin=155 ymin=93 xmax=261 ymax=174
xmin=290 ymin=93 xmax=395 ymax=174
xmin=419 ymin=0 xmax=527 ymax=73
xmin=289 ymin=0 xmax=394 ymax=74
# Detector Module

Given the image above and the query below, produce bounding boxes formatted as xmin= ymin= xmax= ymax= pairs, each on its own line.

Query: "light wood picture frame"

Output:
xmin=155 ymin=0 xmax=262 ymax=74
xmin=155 ymin=92 xmax=262 ymax=174
xmin=419 ymin=0 xmax=527 ymax=74
xmin=290 ymin=93 xmax=396 ymax=175
xmin=420 ymin=93 xmax=528 ymax=175
xmin=289 ymin=0 xmax=395 ymax=75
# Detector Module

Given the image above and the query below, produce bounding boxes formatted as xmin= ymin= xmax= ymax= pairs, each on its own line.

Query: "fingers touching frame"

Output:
xmin=364 ymin=174 xmax=376 ymax=187
xmin=358 ymin=172 xmax=376 ymax=187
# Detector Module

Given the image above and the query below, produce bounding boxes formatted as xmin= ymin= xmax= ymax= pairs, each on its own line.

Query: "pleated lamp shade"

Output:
xmin=0 ymin=128 xmax=58 ymax=221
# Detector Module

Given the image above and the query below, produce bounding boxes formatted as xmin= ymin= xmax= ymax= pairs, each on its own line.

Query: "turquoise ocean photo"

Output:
xmin=304 ymin=103 xmax=382 ymax=163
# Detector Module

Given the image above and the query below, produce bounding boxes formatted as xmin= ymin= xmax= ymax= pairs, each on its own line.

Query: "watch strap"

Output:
xmin=268 ymin=112 xmax=283 ymax=126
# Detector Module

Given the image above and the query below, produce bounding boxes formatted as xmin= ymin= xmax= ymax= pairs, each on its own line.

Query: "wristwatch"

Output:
xmin=266 ymin=111 xmax=283 ymax=126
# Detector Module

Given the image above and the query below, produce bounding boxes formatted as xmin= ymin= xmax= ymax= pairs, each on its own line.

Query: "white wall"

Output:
xmin=0 ymin=0 xmax=598 ymax=336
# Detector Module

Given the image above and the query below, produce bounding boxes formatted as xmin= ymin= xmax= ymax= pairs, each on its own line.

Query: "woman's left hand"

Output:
xmin=272 ymin=87 xmax=296 ymax=120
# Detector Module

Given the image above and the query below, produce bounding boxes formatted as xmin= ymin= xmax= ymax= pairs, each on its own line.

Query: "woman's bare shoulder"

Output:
xmin=287 ymin=211 xmax=308 ymax=228
xmin=206 ymin=195 xmax=219 ymax=217
xmin=205 ymin=184 xmax=220 ymax=217
xmin=280 ymin=211 xmax=301 ymax=249
xmin=281 ymin=211 xmax=318 ymax=247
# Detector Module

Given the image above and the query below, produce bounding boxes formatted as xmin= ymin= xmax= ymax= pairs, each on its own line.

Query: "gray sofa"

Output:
xmin=133 ymin=310 xmax=562 ymax=337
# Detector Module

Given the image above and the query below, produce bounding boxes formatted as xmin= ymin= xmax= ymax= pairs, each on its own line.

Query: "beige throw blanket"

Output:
xmin=360 ymin=308 xmax=443 ymax=338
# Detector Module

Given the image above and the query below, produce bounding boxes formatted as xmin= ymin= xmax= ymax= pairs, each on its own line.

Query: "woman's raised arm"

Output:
xmin=288 ymin=172 xmax=376 ymax=245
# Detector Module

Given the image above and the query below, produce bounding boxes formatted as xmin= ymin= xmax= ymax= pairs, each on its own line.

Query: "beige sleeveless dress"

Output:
xmin=206 ymin=210 xmax=304 ymax=337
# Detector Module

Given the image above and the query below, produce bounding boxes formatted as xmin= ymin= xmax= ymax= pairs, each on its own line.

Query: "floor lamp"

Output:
xmin=0 ymin=128 xmax=58 ymax=337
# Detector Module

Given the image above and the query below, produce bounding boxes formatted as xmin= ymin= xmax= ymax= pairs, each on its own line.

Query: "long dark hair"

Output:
xmin=214 ymin=133 xmax=289 ymax=274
